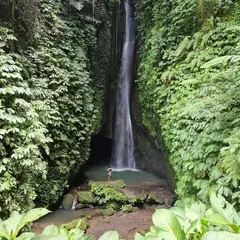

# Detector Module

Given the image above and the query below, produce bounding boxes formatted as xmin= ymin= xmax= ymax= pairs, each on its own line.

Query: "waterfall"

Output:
xmin=112 ymin=0 xmax=136 ymax=169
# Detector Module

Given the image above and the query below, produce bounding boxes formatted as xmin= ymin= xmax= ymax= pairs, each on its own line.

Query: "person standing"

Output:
xmin=108 ymin=165 xmax=112 ymax=181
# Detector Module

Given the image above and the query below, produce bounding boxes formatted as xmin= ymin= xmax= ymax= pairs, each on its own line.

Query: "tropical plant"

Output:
xmin=1 ymin=195 xmax=240 ymax=240
xmin=0 ymin=207 xmax=118 ymax=240
xmin=0 ymin=208 xmax=50 ymax=240
xmin=135 ymin=0 xmax=240 ymax=207
xmin=31 ymin=224 xmax=92 ymax=240
xmin=135 ymin=193 xmax=240 ymax=240
xmin=0 ymin=26 xmax=50 ymax=217
xmin=0 ymin=0 xmax=114 ymax=217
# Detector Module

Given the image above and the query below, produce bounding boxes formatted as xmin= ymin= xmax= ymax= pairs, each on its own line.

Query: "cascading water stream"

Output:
xmin=112 ymin=0 xmax=136 ymax=169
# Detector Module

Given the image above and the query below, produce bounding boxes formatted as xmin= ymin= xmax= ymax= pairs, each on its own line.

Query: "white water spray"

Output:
xmin=112 ymin=0 xmax=136 ymax=169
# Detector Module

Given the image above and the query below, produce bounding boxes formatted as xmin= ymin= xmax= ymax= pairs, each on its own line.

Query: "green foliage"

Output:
xmin=62 ymin=217 xmax=89 ymax=231
xmin=135 ymin=0 xmax=240 ymax=206
xmin=0 ymin=27 xmax=50 ymax=217
xmin=201 ymin=231 xmax=240 ymax=240
xmin=88 ymin=181 xmax=148 ymax=209
xmin=2 ymin=196 xmax=240 ymax=240
xmin=77 ymin=192 xmax=96 ymax=204
xmin=20 ymin=1 xmax=99 ymax=207
xmin=136 ymin=193 xmax=240 ymax=239
xmin=0 ymin=208 xmax=50 ymax=240
xmin=98 ymin=231 xmax=119 ymax=240
xmin=101 ymin=207 xmax=115 ymax=216
xmin=120 ymin=204 xmax=138 ymax=213
xmin=0 ymin=207 xmax=114 ymax=240
xmin=0 ymin=0 xmax=114 ymax=217
xmin=90 ymin=183 xmax=127 ymax=204
xmin=33 ymin=224 xmax=90 ymax=240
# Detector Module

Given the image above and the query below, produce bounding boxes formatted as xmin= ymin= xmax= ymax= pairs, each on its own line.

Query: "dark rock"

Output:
xmin=164 ymin=197 xmax=174 ymax=206
xmin=75 ymin=203 xmax=85 ymax=210
xmin=155 ymin=205 xmax=167 ymax=209
xmin=101 ymin=208 xmax=115 ymax=216
xmin=151 ymin=204 xmax=157 ymax=210
xmin=121 ymin=204 xmax=139 ymax=213
xmin=106 ymin=201 xmax=122 ymax=210
xmin=146 ymin=193 xmax=164 ymax=205
xmin=62 ymin=194 xmax=74 ymax=210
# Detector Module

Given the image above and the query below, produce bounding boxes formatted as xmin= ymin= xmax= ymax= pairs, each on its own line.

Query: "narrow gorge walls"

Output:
xmin=135 ymin=0 xmax=240 ymax=206
xmin=97 ymin=0 xmax=174 ymax=187
xmin=0 ymin=0 xmax=115 ymax=217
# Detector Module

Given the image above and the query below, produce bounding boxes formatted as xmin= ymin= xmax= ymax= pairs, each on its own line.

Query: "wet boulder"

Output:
xmin=62 ymin=217 xmax=90 ymax=231
xmin=101 ymin=208 xmax=115 ymax=216
xmin=120 ymin=204 xmax=139 ymax=213
xmin=78 ymin=191 xmax=97 ymax=204
xmin=75 ymin=203 xmax=85 ymax=210
xmin=146 ymin=193 xmax=164 ymax=205
xmin=62 ymin=194 xmax=74 ymax=210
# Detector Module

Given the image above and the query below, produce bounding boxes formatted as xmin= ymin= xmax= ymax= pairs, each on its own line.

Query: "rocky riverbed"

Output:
xmin=33 ymin=175 xmax=174 ymax=239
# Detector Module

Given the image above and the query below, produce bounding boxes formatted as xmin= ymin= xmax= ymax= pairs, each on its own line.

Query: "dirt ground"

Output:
xmin=87 ymin=210 xmax=155 ymax=239
xmin=33 ymin=209 xmax=154 ymax=239
xmin=33 ymin=181 xmax=174 ymax=239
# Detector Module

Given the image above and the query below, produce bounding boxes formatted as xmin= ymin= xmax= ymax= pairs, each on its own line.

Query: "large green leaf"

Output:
xmin=152 ymin=209 xmax=186 ymax=240
xmin=202 ymin=231 xmax=240 ymax=240
xmin=69 ymin=229 xmax=84 ymax=240
xmin=59 ymin=227 xmax=69 ymax=236
xmin=3 ymin=211 xmax=22 ymax=239
xmin=81 ymin=236 xmax=94 ymax=240
xmin=201 ymin=56 xmax=233 ymax=68
xmin=0 ymin=220 xmax=9 ymax=239
xmin=171 ymin=207 xmax=186 ymax=220
xmin=135 ymin=233 xmax=145 ymax=240
xmin=31 ymin=234 xmax=68 ymax=240
xmin=98 ymin=231 xmax=119 ymax=240
xmin=210 ymin=194 xmax=239 ymax=225
xmin=208 ymin=213 xmax=230 ymax=225
xmin=15 ymin=232 xmax=35 ymax=240
xmin=142 ymin=235 xmax=158 ymax=240
xmin=42 ymin=225 xmax=59 ymax=235
xmin=15 ymin=208 xmax=51 ymax=238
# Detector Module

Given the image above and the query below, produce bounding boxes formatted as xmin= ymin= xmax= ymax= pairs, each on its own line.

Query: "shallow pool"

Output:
xmin=84 ymin=165 xmax=168 ymax=187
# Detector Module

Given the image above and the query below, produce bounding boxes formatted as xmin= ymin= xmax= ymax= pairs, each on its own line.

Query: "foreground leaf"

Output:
xmin=153 ymin=209 xmax=186 ymax=240
xmin=31 ymin=234 xmax=68 ymax=240
xmin=15 ymin=208 xmax=51 ymax=237
xmin=202 ymin=231 xmax=240 ymax=240
xmin=15 ymin=232 xmax=35 ymax=240
xmin=135 ymin=233 xmax=145 ymax=240
xmin=42 ymin=225 xmax=59 ymax=235
xmin=99 ymin=231 xmax=119 ymax=240
xmin=0 ymin=220 xmax=9 ymax=239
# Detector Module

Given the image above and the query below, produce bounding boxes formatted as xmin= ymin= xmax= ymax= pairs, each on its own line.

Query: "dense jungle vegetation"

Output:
xmin=0 ymin=0 xmax=240 ymax=240
xmin=0 ymin=0 xmax=240 ymax=238
xmin=135 ymin=0 xmax=240 ymax=207
xmin=0 ymin=0 xmax=114 ymax=218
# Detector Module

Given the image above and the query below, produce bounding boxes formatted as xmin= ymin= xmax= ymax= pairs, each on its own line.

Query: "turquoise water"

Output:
xmin=85 ymin=165 xmax=168 ymax=186
xmin=36 ymin=208 xmax=93 ymax=225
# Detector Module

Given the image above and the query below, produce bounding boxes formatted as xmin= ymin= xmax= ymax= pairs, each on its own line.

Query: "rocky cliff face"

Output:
xmin=95 ymin=7 xmax=175 ymax=189
xmin=131 ymin=77 xmax=175 ymax=189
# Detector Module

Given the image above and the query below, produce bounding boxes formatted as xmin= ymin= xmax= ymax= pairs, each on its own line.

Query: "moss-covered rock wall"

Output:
xmin=135 ymin=0 xmax=240 ymax=206
xmin=0 ymin=0 xmax=115 ymax=217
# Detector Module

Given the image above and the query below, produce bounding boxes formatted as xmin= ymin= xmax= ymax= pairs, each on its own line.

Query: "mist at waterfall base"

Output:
xmin=112 ymin=0 xmax=136 ymax=170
